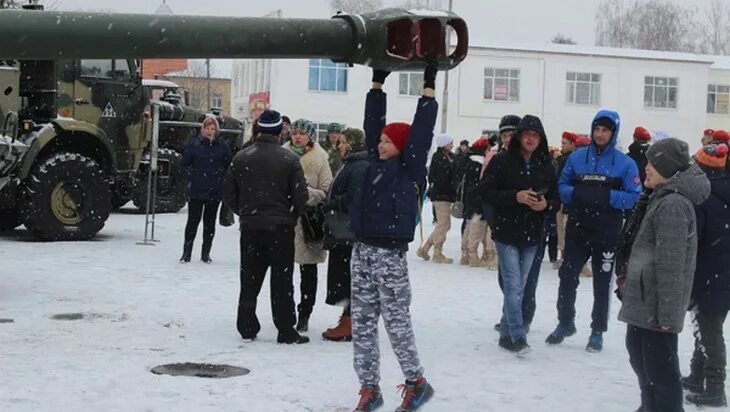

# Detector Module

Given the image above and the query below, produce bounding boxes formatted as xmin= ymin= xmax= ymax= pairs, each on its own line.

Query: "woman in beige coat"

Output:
xmin=284 ymin=118 xmax=333 ymax=332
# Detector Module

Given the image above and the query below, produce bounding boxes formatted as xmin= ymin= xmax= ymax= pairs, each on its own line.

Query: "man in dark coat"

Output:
xmin=482 ymin=115 xmax=558 ymax=355
xmin=682 ymin=135 xmax=730 ymax=407
xmin=222 ymin=109 xmax=310 ymax=345
xmin=419 ymin=133 xmax=457 ymax=264
xmin=627 ymin=126 xmax=651 ymax=186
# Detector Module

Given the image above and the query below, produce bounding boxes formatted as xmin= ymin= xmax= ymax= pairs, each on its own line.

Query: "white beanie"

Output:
xmin=436 ymin=133 xmax=454 ymax=148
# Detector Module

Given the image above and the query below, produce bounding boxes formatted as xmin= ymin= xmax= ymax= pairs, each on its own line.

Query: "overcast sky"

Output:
xmin=52 ymin=0 xmax=716 ymax=76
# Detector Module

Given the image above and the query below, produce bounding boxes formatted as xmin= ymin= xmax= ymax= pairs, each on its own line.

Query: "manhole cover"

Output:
xmin=151 ymin=363 xmax=250 ymax=379
xmin=0 ymin=318 xmax=14 ymax=324
xmin=51 ymin=313 xmax=85 ymax=321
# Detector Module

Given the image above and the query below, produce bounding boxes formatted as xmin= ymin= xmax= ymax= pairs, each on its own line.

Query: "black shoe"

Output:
xmin=510 ymin=337 xmax=531 ymax=356
xmin=681 ymin=374 xmax=704 ymax=393
xmin=686 ymin=384 xmax=727 ymax=407
xmin=179 ymin=252 xmax=191 ymax=263
xmin=277 ymin=332 xmax=310 ymax=344
xmin=498 ymin=336 xmax=513 ymax=351
xmin=296 ymin=314 xmax=310 ymax=332
xmin=545 ymin=323 xmax=577 ymax=345
xmin=240 ymin=335 xmax=256 ymax=343
xmin=201 ymin=254 xmax=212 ymax=263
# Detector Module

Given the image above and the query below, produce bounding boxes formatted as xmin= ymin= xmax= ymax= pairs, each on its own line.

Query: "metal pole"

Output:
xmin=440 ymin=0 xmax=453 ymax=134
xmin=137 ymin=104 xmax=160 ymax=245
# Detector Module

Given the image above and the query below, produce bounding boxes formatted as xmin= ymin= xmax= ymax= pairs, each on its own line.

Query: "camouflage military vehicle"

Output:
xmin=0 ymin=5 xmax=468 ymax=241
xmin=127 ymin=79 xmax=243 ymax=213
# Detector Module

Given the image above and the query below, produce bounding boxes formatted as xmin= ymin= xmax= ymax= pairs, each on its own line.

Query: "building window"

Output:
xmin=566 ymin=72 xmax=601 ymax=105
xmin=398 ymin=72 xmax=424 ymax=96
xmin=484 ymin=68 xmax=520 ymax=101
xmin=644 ymin=76 xmax=678 ymax=109
xmin=212 ymin=93 xmax=223 ymax=109
xmin=708 ymin=84 xmax=730 ymax=115
xmin=308 ymin=59 xmax=348 ymax=92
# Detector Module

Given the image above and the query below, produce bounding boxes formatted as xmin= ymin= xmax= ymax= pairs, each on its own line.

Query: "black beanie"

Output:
xmin=593 ymin=116 xmax=616 ymax=132
xmin=646 ymin=138 xmax=690 ymax=179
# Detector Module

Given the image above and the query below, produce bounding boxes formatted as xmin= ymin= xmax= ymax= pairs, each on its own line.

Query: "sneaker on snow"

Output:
xmin=354 ymin=385 xmax=383 ymax=412
xmin=395 ymin=377 xmax=434 ymax=411
xmin=545 ymin=323 xmax=577 ymax=345
xmin=586 ymin=332 xmax=603 ymax=352
xmin=510 ymin=337 xmax=532 ymax=356
xmin=498 ymin=336 xmax=512 ymax=351
xmin=277 ymin=331 xmax=310 ymax=344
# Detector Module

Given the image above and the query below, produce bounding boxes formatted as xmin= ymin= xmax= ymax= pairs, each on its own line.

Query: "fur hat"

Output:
xmin=257 ymin=110 xmax=283 ymax=135
xmin=381 ymin=122 xmax=411 ymax=153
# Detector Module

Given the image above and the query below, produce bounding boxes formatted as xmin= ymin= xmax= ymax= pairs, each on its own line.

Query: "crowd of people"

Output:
xmin=177 ymin=62 xmax=730 ymax=411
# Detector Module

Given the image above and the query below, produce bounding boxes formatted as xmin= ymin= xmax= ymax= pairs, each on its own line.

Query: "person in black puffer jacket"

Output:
xmin=418 ymin=133 xmax=457 ymax=264
xmin=459 ymin=137 xmax=493 ymax=267
xmin=179 ymin=116 xmax=232 ymax=263
xmin=319 ymin=127 xmax=368 ymax=343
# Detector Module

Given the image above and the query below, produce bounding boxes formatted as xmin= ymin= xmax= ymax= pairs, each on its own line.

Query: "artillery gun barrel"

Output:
xmin=0 ymin=9 xmax=469 ymax=71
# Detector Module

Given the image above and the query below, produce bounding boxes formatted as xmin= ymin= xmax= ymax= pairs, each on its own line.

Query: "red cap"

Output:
xmin=561 ymin=131 xmax=578 ymax=143
xmin=472 ymin=137 xmax=491 ymax=151
xmin=633 ymin=126 xmax=651 ymax=141
xmin=704 ymin=128 xmax=716 ymax=137
xmin=381 ymin=122 xmax=411 ymax=153
xmin=713 ymin=130 xmax=730 ymax=142
xmin=576 ymin=136 xmax=591 ymax=147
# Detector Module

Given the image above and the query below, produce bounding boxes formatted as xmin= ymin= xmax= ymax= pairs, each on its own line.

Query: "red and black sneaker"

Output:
xmin=354 ymin=385 xmax=383 ymax=412
xmin=395 ymin=377 xmax=434 ymax=411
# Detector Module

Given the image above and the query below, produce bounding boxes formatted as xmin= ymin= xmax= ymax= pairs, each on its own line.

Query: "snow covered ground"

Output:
xmin=0 ymin=205 xmax=714 ymax=411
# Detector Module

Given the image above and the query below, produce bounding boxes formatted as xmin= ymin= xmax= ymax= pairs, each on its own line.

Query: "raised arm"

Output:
xmin=404 ymin=62 xmax=438 ymax=184
xmin=364 ymin=69 xmax=390 ymax=160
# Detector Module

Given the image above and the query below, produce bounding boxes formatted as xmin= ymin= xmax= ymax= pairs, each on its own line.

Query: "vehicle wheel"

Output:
xmin=111 ymin=190 xmax=131 ymax=209
xmin=0 ymin=207 xmax=21 ymax=231
xmin=20 ymin=152 xmax=111 ymax=241
xmin=132 ymin=148 xmax=187 ymax=214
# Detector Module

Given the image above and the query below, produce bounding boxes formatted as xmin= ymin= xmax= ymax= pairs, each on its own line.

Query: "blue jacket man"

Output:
xmin=547 ymin=109 xmax=641 ymax=352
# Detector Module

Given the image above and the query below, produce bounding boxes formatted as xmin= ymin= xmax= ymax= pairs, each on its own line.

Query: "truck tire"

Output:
xmin=0 ymin=208 xmax=21 ymax=231
xmin=111 ymin=190 xmax=131 ymax=209
xmin=20 ymin=152 xmax=111 ymax=241
xmin=132 ymin=148 xmax=187 ymax=214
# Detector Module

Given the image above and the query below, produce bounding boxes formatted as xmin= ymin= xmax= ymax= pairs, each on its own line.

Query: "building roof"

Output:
xmin=467 ymin=41 xmax=720 ymax=66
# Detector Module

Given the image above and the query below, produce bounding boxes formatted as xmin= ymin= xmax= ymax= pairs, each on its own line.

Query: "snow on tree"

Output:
xmin=551 ymin=33 xmax=577 ymax=45
xmin=699 ymin=0 xmax=730 ymax=55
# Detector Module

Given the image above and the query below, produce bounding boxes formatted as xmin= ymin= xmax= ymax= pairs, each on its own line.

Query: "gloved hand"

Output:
xmin=423 ymin=58 xmax=438 ymax=90
xmin=372 ymin=69 xmax=390 ymax=85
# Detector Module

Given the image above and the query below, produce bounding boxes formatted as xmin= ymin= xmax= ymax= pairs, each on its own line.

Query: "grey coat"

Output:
xmin=618 ymin=163 xmax=710 ymax=334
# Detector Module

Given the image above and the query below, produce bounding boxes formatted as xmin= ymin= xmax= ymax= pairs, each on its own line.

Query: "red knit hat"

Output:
xmin=576 ymin=136 xmax=591 ymax=147
xmin=704 ymin=128 xmax=716 ymax=137
xmin=633 ymin=126 xmax=651 ymax=141
xmin=471 ymin=137 xmax=491 ymax=151
xmin=561 ymin=131 xmax=578 ymax=143
xmin=381 ymin=122 xmax=411 ymax=153
xmin=713 ymin=130 xmax=730 ymax=142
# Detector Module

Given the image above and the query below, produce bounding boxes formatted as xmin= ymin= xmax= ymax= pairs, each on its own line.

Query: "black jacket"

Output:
xmin=627 ymin=141 xmax=650 ymax=185
xmin=692 ymin=163 xmax=730 ymax=311
xmin=322 ymin=151 xmax=369 ymax=214
xmin=427 ymin=149 xmax=456 ymax=202
xmin=180 ymin=135 xmax=232 ymax=201
xmin=481 ymin=116 xmax=558 ymax=246
xmin=461 ymin=147 xmax=486 ymax=219
xmin=222 ymin=134 xmax=309 ymax=230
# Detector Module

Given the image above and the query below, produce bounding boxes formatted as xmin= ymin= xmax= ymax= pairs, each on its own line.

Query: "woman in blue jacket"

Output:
xmin=179 ymin=117 xmax=232 ymax=263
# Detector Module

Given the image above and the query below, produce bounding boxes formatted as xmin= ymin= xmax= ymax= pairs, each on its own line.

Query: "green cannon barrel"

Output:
xmin=0 ymin=8 xmax=468 ymax=71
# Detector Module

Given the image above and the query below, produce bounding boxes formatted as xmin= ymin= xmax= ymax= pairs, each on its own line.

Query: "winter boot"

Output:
xmin=545 ymin=323 xmax=577 ymax=345
xmin=581 ymin=264 xmax=593 ymax=277
xmin=296 ymin=313 xmax=310 ymax=332
xmin=485 ymin=251 xmax=499 ymax=270
xmin=498 ymin=336 xmax=512 ymax=351
xmin=431 ymin=247 xmax=453 ymax=264
xmin=552 ymin=259 xmax=562 ymax=270
xmin=354 ymin=385 xmax=383 ymax=412
xmin=459 ymin=253 xmax=470 ymax=265
xmin=510 ymin=337 xmax=532 ymax=356
xmin=322 ymin=315 xmax=352 ymax=342
xmin=395 ymin=377 xmax=434 ymax=411
xmin=179 ymin=242 xmax=193 ymax=263
xmin=686 ymin=383 xmax=727 ymax=407
xmin=586 ymin=331 xmax=603 ymax=352
xmin=416 ymin=242 xmax=432 ymax=261
xmin=469 ymin=251 xmax=487 ymax=267
xmin=277 ymin=331 xmax=310 ymax=344
xmin=201 ymin=242 xmax=212 ymax=263
xmin=682 ymin=371 xmax=705 ymax=393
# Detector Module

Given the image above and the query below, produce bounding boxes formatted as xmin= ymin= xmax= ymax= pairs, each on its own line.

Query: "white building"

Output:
xmin=232 ymin=42 xmax=730 ymax=151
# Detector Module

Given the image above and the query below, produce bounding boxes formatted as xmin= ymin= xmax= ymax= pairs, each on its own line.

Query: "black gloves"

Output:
xmin=423 ymin=60 xmax=438 ymax=90
xmin=372 ymin=69 xmax=390 ymax=85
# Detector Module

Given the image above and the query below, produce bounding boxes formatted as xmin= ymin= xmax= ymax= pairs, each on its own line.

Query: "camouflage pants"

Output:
xmin=351 ymin=242 xmax=424 ymax=386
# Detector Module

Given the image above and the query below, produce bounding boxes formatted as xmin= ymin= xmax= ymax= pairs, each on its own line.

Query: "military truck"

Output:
xmin=126 ymin=79 xmax=244 ymax=213
xmin=0 ymin=6 xmax=468 ymax=241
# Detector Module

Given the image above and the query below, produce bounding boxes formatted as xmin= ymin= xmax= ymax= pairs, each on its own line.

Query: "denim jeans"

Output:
xmin=496 ymin=241 xmax=538 ymax=341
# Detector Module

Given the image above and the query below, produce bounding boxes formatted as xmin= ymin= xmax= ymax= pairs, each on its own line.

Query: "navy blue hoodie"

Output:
xmin=559 ymin=109 xmax=640 ymax=243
